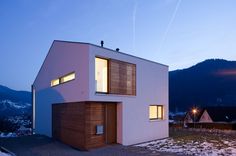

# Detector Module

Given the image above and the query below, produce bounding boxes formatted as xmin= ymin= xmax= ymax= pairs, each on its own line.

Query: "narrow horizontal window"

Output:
xmin=51 ymin=72 xmax=75 ymax=87
xmin=60 ymin=72 xmax=75 ymax=83
xmin=51 ymin=79 xmax=60 ymax=87
xmin=149 ymin=105 xmax=164 ymax=120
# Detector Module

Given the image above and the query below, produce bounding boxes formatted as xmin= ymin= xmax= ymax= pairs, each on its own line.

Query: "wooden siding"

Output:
xmin=84 ymin=102 xmax=106 ymax=149
xmin=52 ymin=102 xmax=86 ymax=149
xmin=105 ymin=104 xmax=117 ymax=144
xmin=109 ymin=59 xmax=136 ymax=95
xmin=52 ymin=101 xmax=117 ymax=150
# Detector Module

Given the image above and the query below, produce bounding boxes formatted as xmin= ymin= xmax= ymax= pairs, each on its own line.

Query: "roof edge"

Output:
xmin=53 ymin=40 xmax=169 ymax=68
xmin=33 ymin=41 xmax=56 ymax=86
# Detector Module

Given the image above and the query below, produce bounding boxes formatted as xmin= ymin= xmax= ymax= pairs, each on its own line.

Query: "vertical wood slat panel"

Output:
xmin=53 ymin=102 xmax=117 ymax=150
xmin=85 ymin=102 xmax=106 ymax=149
xmin=52 ymin=102 xmax=86 ymax=150
xmin=109 ymin=59 xmax=136 ymax=95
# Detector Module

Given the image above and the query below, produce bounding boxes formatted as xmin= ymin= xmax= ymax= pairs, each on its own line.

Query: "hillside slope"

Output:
xmin=169 ymin=59 xmax=236 ymax=112
xmin=0 ymin=85 xmax=31 ymax=117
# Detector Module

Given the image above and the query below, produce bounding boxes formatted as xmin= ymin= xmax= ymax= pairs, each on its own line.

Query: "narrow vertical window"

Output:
xmin=32 ymin=86 xmax=36 ymax=130
xmin=95 ymin=57 xmax=108 ymax=93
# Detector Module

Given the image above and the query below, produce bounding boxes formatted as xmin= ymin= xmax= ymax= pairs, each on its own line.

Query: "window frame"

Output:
xmin=59 ymin=72 xmax=76 ymax=84
xmin=95 ymin=56 xmax=136 ymax=96
xmin=95 ymin=57 xmax=109 ymax=94
xmin=51 ymin=71 xmax=76 ymax=87
xmin=149 ymin=105 xmax=164 ymax=120
xmin=51 ymin=78 xmax=60 ymax=87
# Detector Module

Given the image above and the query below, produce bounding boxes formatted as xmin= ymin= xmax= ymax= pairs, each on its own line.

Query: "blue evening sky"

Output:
xmin=1 ymin=0 xmax=236 ymax=91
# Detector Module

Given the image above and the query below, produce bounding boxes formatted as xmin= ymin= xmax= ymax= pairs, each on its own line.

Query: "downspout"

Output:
xmin=31 ymin=85 xmax=36 ymax=134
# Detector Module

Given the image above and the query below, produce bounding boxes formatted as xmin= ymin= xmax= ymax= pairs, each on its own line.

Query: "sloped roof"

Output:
xmin=204 ymin=107 xmax=236 ymax=122
xmin=33 ymin=40 xmax=168 ymax=85
xmin=184 ymin=108 xmax=204 ymax=122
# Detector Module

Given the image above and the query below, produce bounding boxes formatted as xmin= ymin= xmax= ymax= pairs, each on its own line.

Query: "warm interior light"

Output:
xmin=149 ymin=105 xmax=164 ymax=120
xmin=51 ymin=79 xmax=59 ymax=86
xmin=149 ymin=106 xmax=157 ymax=119
xmin=95 ymin=57 xmax=108 ymax=93
xmin=60 ymin=73 xmax=75 ymax=83
xmin=157 ymin=106 xmax=163 ymax=119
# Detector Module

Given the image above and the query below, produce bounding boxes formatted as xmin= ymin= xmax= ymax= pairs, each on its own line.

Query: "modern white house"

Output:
xmin=32 ymin=40 xmax=169 ymax=150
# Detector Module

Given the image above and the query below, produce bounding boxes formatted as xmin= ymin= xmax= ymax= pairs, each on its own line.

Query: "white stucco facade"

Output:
xmin=33 ymin=40 xmax=169 ymax=146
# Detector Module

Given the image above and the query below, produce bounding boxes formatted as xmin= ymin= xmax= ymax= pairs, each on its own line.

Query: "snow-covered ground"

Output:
xmin=0 ymin=151 xmax=10 ymax=156
xmin=0 ymin=133 xmax=17 ymax=138
xmin=137 ymin=138 xmax=236 ymax=156
xmin=136 ymin=129 xmax=236 ymax=156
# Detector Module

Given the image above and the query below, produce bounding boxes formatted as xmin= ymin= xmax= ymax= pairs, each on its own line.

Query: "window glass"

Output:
xmin=51 ymin=72 xmax=75 ymax=87
xmin=149 ymin=105 xmax=164 ymax=120
xmin=95 ymin=57 xmax=108 ymax=93
xmin=61 ymin=73 xmax=75 ymax=83
xmin=149 ymin=106 xmax=158 ymax=119
xmin=51 ymin=79 xmax=59 ymax=87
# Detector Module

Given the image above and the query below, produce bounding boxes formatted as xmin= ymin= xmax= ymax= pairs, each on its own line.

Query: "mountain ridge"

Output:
xmin=0 ymin=85 xmax=31 ymax=117
xmin=169 ymin=58 xmax=236 ymax=112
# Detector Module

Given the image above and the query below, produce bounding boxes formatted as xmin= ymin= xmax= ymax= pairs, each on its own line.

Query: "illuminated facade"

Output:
xmin=33 ymin=40 xmax=169 ymax=149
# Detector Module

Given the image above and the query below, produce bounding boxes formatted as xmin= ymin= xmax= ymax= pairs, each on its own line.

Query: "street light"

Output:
xmin=192 ymin=108 xmax=197 ymax=128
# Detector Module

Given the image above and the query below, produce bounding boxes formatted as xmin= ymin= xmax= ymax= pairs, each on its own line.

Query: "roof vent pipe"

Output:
xmin=116 ymin=48 xmax=119 ymax=52
xmin=101 ymin=40 xmax=104 ymax=47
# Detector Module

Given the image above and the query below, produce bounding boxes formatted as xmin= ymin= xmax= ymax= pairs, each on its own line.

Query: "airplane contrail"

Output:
xmin=133 ymin=2 xmax=138 ymax=53
xmin=158 ymin=0 xmax=182 ymax=52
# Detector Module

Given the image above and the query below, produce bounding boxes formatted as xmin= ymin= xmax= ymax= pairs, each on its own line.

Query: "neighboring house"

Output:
xmin=32 ymin=40 xmax=169 ymax=150
xmin=184 ymin=112 xmax=194 ymax=124
xmin=199 ymin=107 xmax=236 ymax=123
xmin=184 ymin=109 xmax=203 ymax=124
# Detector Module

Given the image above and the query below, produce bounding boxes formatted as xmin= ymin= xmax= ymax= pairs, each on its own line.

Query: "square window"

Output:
xmin=149 ymin=105 xmax=164 ymax=120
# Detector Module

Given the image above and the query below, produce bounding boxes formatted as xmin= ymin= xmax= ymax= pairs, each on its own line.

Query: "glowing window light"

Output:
xmin=149 ymin=106 xmax=158 ymax=119
xmin=60 ymin=72 xmax=75 ymax=83
xmin=95 ymin=57 xmax=108 ymax=93
xmin=149 ymin=105 xmax=164 ymax=120
xmin=51 ymin=79 xmax=60 ymax=87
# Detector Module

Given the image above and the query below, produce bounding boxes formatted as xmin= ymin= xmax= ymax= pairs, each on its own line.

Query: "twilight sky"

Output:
xmin=1 ymin=0 xmax=236 ymax=91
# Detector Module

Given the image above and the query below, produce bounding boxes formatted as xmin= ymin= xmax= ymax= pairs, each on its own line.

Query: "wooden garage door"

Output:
xmin=52 ymin=102 xmax=117 ymax=150
xmin=52 ymin=102 xmax=86 ymax=149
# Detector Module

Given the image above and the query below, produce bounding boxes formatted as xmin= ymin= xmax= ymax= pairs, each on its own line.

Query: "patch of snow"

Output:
xmin=0 ymin=151 xmax=10 ymax=156
xmin=0 ymin=133 xmax=17 ymax=138
xmin=0 ymin=100 xmax=30 ymax=109
xmin=136 ymin=138 xmax=236 ymax=156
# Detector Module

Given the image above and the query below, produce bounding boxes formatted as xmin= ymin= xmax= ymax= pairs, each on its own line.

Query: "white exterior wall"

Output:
xmin=34 ymin=41 xmax=168 ymax=145
xmin=33 ymin=41 xmax=90 ymax=137
xmin=88 ymin=45 xmax=169 ymax=145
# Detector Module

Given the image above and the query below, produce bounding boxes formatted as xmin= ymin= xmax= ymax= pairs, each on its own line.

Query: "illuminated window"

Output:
xmin=149 ymin=105 xmax=163 ymax=120
xmin=60 ymin=72 xmax=75 ymax=83
xmin=51 ymin=79 xmax=60 ymax=87
xmin=95 ymin=57 xmax=108 ymax=93
xmin=51 ymin=72 xmax=75 ymax=87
